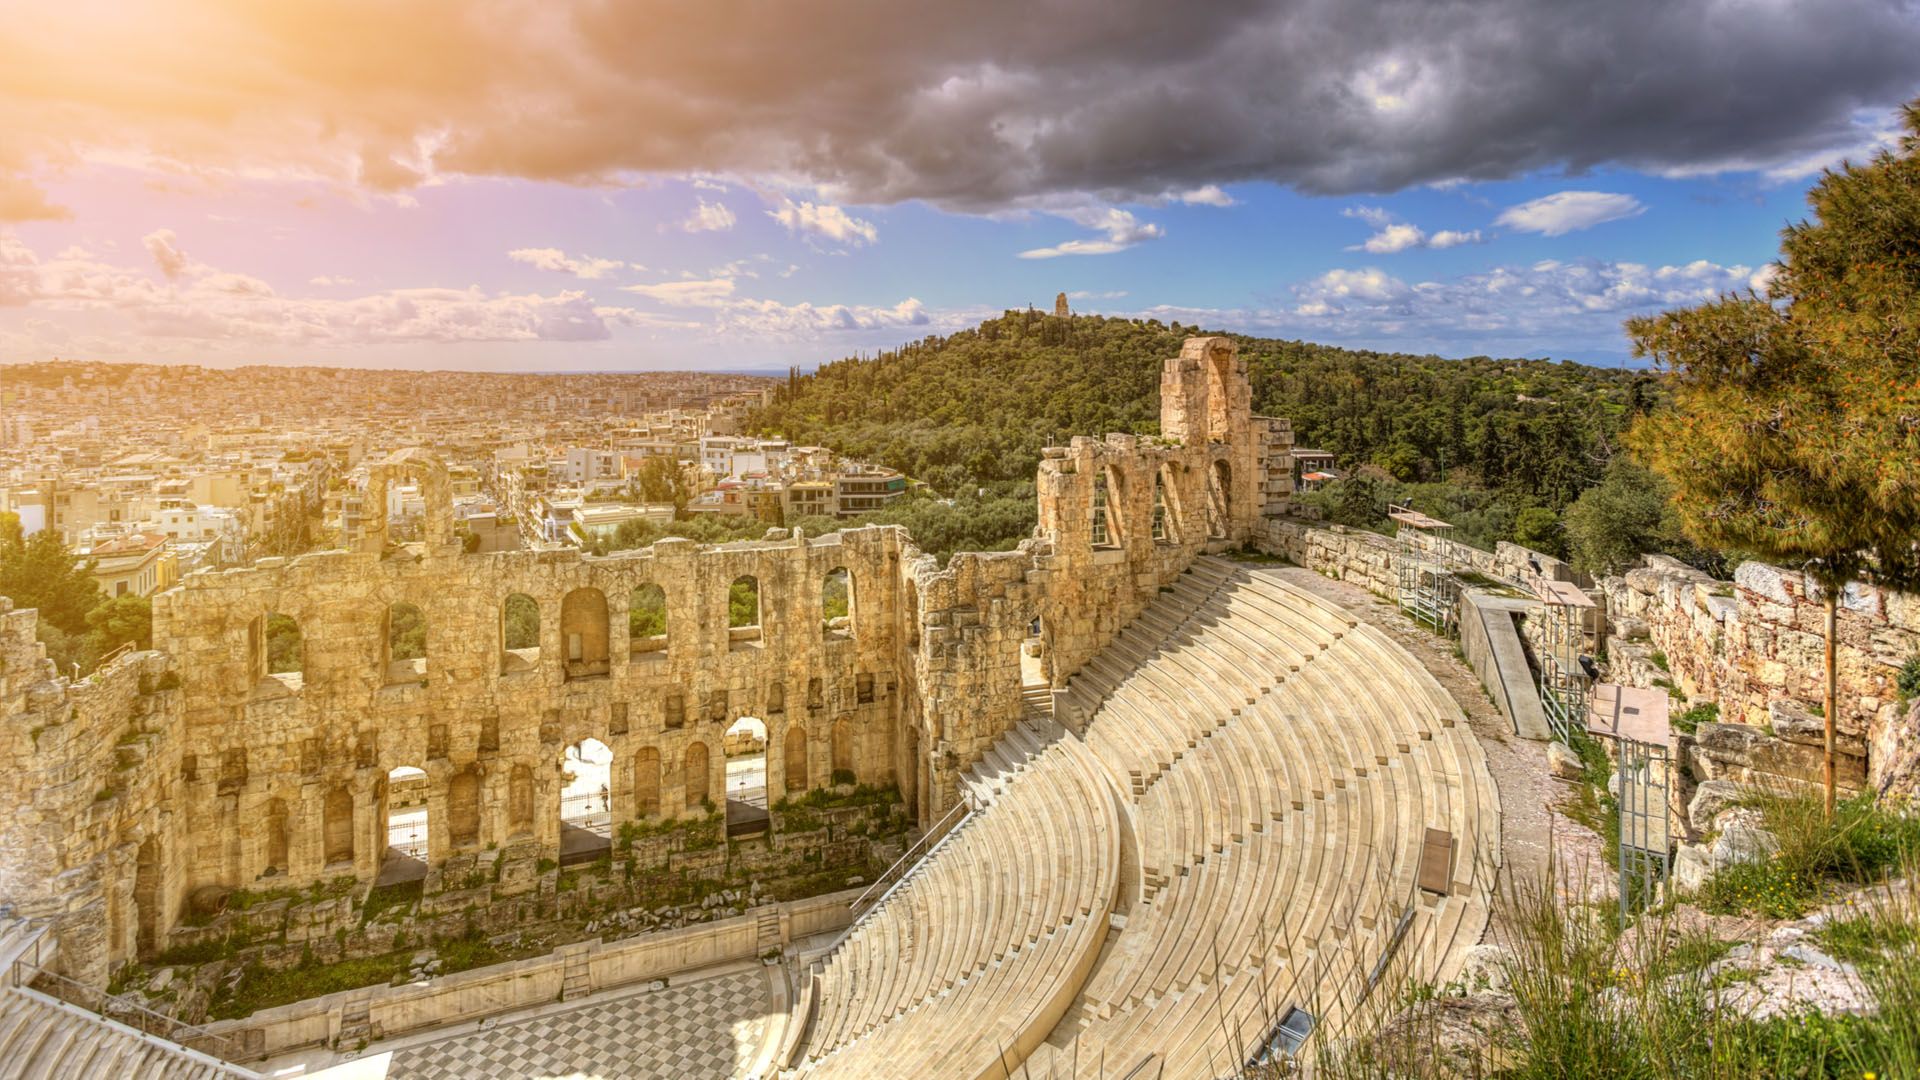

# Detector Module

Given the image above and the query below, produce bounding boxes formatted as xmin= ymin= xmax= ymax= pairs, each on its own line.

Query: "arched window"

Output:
xmin=386 ymin=602 xmax=427 ymax=682
xmin=264 ymin=797 xmax=289 ymax=876
xmin=630 ymin=583 xmax=667 ymax=658
xmin=822 ymin=567 xmax=852 ymax=639
xmin=729 ymin=575 xmax=761 ymax=648
xmin=560 ymin=738 xmax=613 ymax=857
xmin=1151 ymin=471 xmax=1171 ymax=543
xmin=831 ymin=719 xmax=854 ymax=786
xmin=501 ymin=593 xmax=540 ymax=674
xmin=448 ymin=768 xmax=481 ymax=849
xmin=784 ymin=723 xmax=809 ymax=794
xmin=324 ymin=786 xmax=355 ymax=865
xmin=508 ymin=764 xmax=534 ymax=837
xmin=265 ymin=613 xmax=302 ymax=678
xmin=634 ymin=747 xmax=661 ymax=816
xmin=560 ymin=587 xmax=610 ymax=679
xmin=684 ymin=741 xmax=711 ymax=810
xmin=1091 ymin=470 xmax=1114 ymax=547
xmin=383 ymin=765 xmax=429 ymax=875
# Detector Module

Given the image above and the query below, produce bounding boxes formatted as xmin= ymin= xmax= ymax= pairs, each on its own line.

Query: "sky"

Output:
xmin=2 ymin=0 xmax=1918 ymax=373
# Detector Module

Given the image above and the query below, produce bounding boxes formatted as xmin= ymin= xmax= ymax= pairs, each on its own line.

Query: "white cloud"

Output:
xmin=1359 ymin=223 xmax=1427 ymax=254
xmin=1428 ymin=229 xmax=1483 ymax=249
xmin=1342 ymin=206 xmax=1394 ymax=228
xmin=620 ymin=277 xmax=737 ymax=307
xmin=1175 ymin=185 xmax=1236 ymax=207
xmin=1748 ymin=263 xmax=1781 ymax=295
xmin=507 ymin=247 xmax=627 ymax=279
xmin=1 ymin=229 xmax=621 ymax=345
xmin=1304 ymin=267 xmax=1410 ymax=303
xmin=1495 ymin=191 xmax=1645 ymax=236
xmin=142 ymin=229 xmax=194 ymax=280
xmin=683 ymin=198 xmax=736 ymax=233
xmin=1018 ymin=207 xmax=1163 ymax=259
xmin=767 ymin=198 xmax=878 ymax=246
xmin=1067 ymin=289 xmax=1129 ymax=300
xmin=308 ymin=274 xmax=357 ymax=287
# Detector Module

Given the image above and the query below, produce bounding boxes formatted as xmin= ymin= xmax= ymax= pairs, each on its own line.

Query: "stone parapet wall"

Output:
xmin=1599 ymin=555 xmax=1920 ymax=791
xmin=199 ymin=888 xmax=860 ymax=1060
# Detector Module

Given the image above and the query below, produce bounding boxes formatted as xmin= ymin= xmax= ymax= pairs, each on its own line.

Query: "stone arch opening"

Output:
xmin=1151 ymin=468 xmax=1175 ymax=543
xmin=831 ymin=719 xmax=855 ymax=786
xmin=783 ymin=721 xmax=810 ymax=795
xmin=134 ymin=836 xmax=160 ymax=956
xmin=634 ymin=747 xmax=662 ymax=817
xmin=723 ymin=716 xmax=768 ymax=808
xmin=508 ymin=763 xmax=535 ymax=838
xmin=255 ymin=611 xmax=303 ymax=689
xmin=1206 ymin=459 xmax=1231 ymax=539
xmin=560 ymin=737 xmax=613 ymax=863
xmin=629 ymin=582 xmax=667 ymax=660
xmin=1091 ymin=468 xmax=1119 ymax=549
xmin=560 ymin=587 xmax=610 ymax=680
xmin=385 ymin=601 xmax=427 ymax=683
xmin=263 ymin=796 xmax=289 ymax=877
xmin=684 ymin=741 xmax=712 ymax=811
xmin=380 ymin=764 xmax=430 ymax=884
xmin=323 ymin=785 xmax=355 ymax=867
xmin=501 ymin=592 xmax=540 ymax=674
xmin=822 ymin=567 xmax=852 ymax=639
xmin=729 ymin=575 xmax=761 ymax=647
xmin=1023 ymin=613 xmax=1055 ymax=687
xmin=447 ymin=767 xmax=481 ymax=851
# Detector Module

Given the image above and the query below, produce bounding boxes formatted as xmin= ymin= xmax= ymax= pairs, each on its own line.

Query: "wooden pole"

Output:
xmin=1824 ymin=590 xmax=1838 ymax=819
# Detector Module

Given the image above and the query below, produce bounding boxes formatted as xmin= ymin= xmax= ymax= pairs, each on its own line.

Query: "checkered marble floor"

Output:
xmin=384 ymin=970 xmax=772 ymax=1079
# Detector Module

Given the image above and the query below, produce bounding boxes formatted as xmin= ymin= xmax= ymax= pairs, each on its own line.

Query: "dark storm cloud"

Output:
xmin=4 ymin=0 xmax=1917 ymax=214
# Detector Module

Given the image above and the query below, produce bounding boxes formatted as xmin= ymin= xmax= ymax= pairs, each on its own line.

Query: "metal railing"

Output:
xmin=848 ymin=794 xmax=974 ymax=916
xmin=10 ymin=957 xmax=243 ymax=1064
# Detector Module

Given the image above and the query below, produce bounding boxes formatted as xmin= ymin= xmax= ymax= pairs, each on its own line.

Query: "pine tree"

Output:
xmin=1629 ymin=100 xmax=1920 ymax=814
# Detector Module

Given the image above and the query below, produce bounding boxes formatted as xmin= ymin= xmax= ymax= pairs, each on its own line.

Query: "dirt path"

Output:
xmin=1268 ymin=566 xmax=1611 ymax=939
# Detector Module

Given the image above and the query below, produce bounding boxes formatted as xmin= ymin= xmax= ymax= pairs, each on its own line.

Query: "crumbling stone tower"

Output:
xmin=1158 ymin=336 xmax=1266 ymax=544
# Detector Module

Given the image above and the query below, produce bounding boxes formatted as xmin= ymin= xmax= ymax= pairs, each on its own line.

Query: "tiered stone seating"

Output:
xmin=788 ymin=557 xmax=1497 ymax=1080
xmin=1022 ymin=559 xmax=1498 ymax=1079
xmin=792 ymin=718 xmax=1121 ymax=1079
xmin=0 ymin=919 xmax=255 ymax=1079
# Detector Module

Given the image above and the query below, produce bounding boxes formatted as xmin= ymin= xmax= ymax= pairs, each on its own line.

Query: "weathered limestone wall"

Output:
xmin=0 ymin=599 xmax=188 ymax=984
xmin=1600 ymin=555 xmax=1920 ymax=792
xmin=1 ymin=336 xmax=1297 ymax=985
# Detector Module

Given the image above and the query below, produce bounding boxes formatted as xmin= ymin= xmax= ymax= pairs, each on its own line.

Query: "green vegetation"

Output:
xmin=502 ymin=593 xmax=539 ymax=651
xmin=387 ymin=602 xmax=426 ymax=662
xmin=209 ymin=949 xmax=413 ymax=1020
xmin=1315 ymin=856 xmax=1920 ymax=1080
xmin=1696 ymin=792 xmax=1920 ymax=919
xmin=265 ymin=612 xmax=303 ymax=673
xmin=728 ymin=577 xmax=760 ymax=627
xmin=0 ymin=519 xmax=159 ymax=674
xmin=629 ymin=583 xmax=666 ymax=639
xmin=1630 ymin=103 xmax=1920 ymax=816
xmin=750 ymin=310 xmax=1654 ymax=559
xmin=1897 ymin=656 xmax=1920 ymax=707
xmin=1672 ymin=701 xmax=1719 ymax=735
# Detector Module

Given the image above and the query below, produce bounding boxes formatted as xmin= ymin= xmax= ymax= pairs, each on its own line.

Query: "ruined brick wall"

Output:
xmin=2 ymin=336 xmax=1297 ymax=981
xmin=1601 ymin=556 xmax=1920 ymax=790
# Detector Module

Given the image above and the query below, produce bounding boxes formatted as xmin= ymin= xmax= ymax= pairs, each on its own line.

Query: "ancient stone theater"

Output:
xmin=0 ymin=339 xmax=1499 ymax=1078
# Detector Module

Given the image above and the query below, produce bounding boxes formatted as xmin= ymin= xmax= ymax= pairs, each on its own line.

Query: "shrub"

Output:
xmin=1899 ymin=655 xmax=1920 ymax=705
xmin=1672 ymin=701 xmax=1719 ymax=735
xmin=1650 ymin=650 xmax=1670 ymax=672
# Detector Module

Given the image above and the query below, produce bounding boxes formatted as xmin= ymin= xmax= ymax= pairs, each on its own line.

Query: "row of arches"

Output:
xmin=278 ymin=717 xmax=863 ymax=881
xmin=248 ymin=568 xmax=860 ymax=683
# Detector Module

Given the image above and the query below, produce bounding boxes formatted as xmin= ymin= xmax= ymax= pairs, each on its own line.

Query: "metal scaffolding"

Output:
xmin=1588 ymin=683 xmax=1674 ymax=922
xmin=1534 ymin=577 xmax=1595 ymax=742
xmin=1388 ymin=504 xmax=1458 ymax=634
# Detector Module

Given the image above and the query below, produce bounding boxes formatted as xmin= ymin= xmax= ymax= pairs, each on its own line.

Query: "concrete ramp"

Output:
xmin=1458 ymin=590 xmax=1552 ymax=741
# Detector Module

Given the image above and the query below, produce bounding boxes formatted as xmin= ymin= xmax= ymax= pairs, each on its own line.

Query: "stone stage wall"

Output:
xmin=0 ymin=336 xmax=1294 ymax=986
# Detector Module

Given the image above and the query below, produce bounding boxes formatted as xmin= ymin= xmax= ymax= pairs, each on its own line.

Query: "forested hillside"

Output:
xmin=750 ymin=310 xmax=1667 ymax=559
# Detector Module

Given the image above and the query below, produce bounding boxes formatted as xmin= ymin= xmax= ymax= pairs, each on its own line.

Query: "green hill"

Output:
xmin=750 ymin=310 xmax=1659 ymax=555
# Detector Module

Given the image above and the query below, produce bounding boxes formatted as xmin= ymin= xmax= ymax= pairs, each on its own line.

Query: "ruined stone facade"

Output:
xmin=0 ymin=337 xmax=1293 ymax=986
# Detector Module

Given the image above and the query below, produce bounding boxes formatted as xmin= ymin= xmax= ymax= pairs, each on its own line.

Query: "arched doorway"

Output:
xmin=379 ymin=765 xmax=430 ymax=885
xmin=723 ymin=716 xmax=768 ymax=807
xmin=559 ymin=737 xmax=613 ymax=865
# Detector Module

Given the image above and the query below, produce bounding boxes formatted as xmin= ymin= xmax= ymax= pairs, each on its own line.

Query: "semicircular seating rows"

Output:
xmin=787 ymin=557 xmax=1498 ymax=1080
